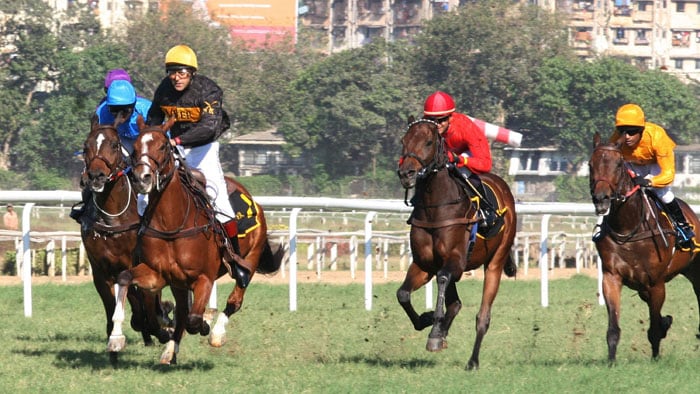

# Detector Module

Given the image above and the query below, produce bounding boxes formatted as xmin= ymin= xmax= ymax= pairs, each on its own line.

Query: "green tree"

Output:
xmin=278 ymin=40 xmax=421 ymax=183
xmin=411 ymin=0 xmax=572 ymax=121
xmin=514 ymin=56 xmax=700 ymax=169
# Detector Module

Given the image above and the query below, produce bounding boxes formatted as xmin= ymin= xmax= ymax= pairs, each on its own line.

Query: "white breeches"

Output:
xmin=181 ymin=141 xmax=234 ymax=222
xmin=628 ymin=162 xmax=674 ymax=203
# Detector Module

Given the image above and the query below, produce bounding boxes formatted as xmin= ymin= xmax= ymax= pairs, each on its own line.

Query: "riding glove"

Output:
xmin=632 ymin=176 xmax=651 ymax=187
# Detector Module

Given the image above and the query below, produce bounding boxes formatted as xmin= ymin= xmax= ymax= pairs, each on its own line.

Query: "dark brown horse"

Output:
xmin=396 ymin=117 xmax=517 ymax=370
xmin=81 ymin=117 xmax=171 ymax=365
xmin=113 ymin=116 xmax=282 ymax=364
xmin=590 ymin=133 xmax=700 ymax=362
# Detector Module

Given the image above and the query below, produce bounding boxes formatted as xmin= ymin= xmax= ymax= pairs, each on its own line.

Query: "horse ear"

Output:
xmin=90 ymin=113 xmax=99 ymax=129
xmin=163 ymin=117 xmax=176 ymax=133
xmin=407 ymin=115 xmax=415 ymax=125
xmin=136 ymin=115 xmax=146 ymax=133
xmin=593 ymin=132 xmax=601 ymax=147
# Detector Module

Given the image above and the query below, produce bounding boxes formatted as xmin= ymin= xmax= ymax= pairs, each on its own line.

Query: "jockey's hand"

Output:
xmin=632 ymin=176 xmax=650 ymax=187
xmin=447 ymin=151 xmax=468 ymax=168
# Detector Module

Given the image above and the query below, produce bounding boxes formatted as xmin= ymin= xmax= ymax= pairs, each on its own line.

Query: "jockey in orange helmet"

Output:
xmin=423 ymin=91 xmax=498 ymax=229
xmin=610 ymin=103 xmax=694 ymax=249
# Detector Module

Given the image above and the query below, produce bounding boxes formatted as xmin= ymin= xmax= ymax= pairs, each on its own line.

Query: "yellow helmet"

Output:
xmin=615 ymin=104 xmax=645 ymax=127
xmin=165 ymin=45 xmax=198 ymax=70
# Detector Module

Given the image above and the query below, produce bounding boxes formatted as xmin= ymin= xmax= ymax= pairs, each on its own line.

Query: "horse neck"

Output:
xmin=607 ymin=191 xmax=647 ymax=233
xmin=414 ymin=168 xmax=471 ymax=218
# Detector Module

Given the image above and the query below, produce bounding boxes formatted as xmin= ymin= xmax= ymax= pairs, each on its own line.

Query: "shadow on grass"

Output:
xmin=339 ymin=354 xmax=436 ymax=368
xmin=12 ymin=332 xmax=216 ymax=371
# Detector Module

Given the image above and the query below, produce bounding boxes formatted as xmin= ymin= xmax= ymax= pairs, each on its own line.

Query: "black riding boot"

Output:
xmin=69 ymin=189 xmax=91 ymax=224
xmin=224 ymin=220 xmax=250 ymax=288
xmin=665 ymin=198 xmax=695 ymax=248
xmin=469 ymin=175 xmax=497 ymax=228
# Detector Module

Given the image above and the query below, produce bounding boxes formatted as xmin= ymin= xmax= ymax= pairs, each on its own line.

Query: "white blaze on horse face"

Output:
xmin=96 ymin=133 xmax=106 ymax=153
xmin=137 ymin=133 xmax=156 ymax=190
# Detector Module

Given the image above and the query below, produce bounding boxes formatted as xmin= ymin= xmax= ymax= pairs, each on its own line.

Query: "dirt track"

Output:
xmin=0 ymin=267 xmax=598 ymax=286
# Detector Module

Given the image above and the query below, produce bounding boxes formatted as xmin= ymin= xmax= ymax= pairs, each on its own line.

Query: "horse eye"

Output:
xmin=426 ymin=140 xmax=433 ymax=147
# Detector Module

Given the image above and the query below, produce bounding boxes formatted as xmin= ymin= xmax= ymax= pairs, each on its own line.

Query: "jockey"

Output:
xmin=96 ymin=79 xmax=152 ymax=154
xmin=146 ymin=44 xmax=250 ymax=288
xmin=70 ymin=80 xmax=152 ymax=223
xmin=97 ymin=68 xmax=132 ymax=109
xmin=610 ymin=103 xmax=695 ymax=249
xmin=422 ymin=91 xmax=497 ymax=228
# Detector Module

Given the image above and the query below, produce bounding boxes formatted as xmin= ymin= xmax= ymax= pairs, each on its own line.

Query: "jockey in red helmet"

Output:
xmin=423 ymin=91 xmax=498 ymax=230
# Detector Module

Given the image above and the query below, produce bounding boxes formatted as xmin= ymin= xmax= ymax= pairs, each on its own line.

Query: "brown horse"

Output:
xmin=80 ymin=117 xmax=171 ymax=365
xmin=113 ymin=116 xmax=282 ymax=364
xmin=590 ymin=133 xmax=700 ymax=362
xmin=396 ymin=117 xmax=517 ymax=370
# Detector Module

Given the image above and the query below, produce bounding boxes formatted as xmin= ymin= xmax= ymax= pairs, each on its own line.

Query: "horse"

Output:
xmin=396 ymin=116 xmax=517 ymax=370
xmin=80 ymin=116 xmax=171 ymax=365
xmin=113 ymin=116 xmax=282 ymax=364
xmin=589 ymin=133 xmax=700 ymax=362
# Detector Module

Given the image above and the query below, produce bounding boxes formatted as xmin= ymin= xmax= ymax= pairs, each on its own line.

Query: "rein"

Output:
xmin=135 ymin=136 xmax=216 ymax=240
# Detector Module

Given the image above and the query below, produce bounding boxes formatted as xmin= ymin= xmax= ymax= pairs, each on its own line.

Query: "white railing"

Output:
xmin=6 ymin=191 xmax=698 ymax=312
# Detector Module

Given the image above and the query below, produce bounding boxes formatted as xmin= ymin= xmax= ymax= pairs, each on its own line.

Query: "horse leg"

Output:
xmin=396 ymin=264 xmax=433 ymax=331
xmin=680 ymin=263 xmax=700 ymax=338
xmin=645 ymin=283 xmax=672 ymax=360
xmin=602 ymin=272 xmax=622 ymax=364
xmin=433 ymin=280 xmax=461 ymax=351
xmin=426 ymin=269 xmax=453 ymax=352
xmin=160 ymin=287 xmax=189 ymax=365
xmin=209 ymin=283 xmax=249 ymax=348
xmin=186 ymin=276 xmax=213 ymax=336
xmin=125 ymin=286 xmax=156 ymax=347
xmin=467 ymin=265 xmax=504 ymax=371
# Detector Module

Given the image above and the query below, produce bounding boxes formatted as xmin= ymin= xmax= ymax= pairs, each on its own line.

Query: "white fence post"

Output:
xmin=540 ymin=214 xmax=551 ymax=308
xmin=364 ymin=211 xmax=376 ymax=311
xmin=22 ymin=203 xmax=35 ymax=318
xmin=288 ymin=208 xmax=302 ymax=312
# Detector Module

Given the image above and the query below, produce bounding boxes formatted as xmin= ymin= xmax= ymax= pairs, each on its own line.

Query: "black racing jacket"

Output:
xmin=146 ymin=74 xmax=230 ymax=148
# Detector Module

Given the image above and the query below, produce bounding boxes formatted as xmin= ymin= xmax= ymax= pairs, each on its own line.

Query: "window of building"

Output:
xmin=676 ymin=1 xmax=685 ymax=12
xmin=695 ymin=59 xmax=700 ymax=69
xmin=638 ymin=2 xmax=648 ymax=11
xmin=675 ymin=58 xmax=684 ymax=69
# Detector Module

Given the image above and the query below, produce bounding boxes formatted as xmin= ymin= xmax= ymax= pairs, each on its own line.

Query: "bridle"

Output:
xmin=590 ymin=144 xmax=639 ymax=204
xmin=85 ymin=125 xmax=134 ymax=218
xmin=399 ymin=119 xmax=469 ymax=210
xmin=398 ymin=119 xmax=445 ymax=180
xmin=131 ymin=131 xmax=177 ymax=193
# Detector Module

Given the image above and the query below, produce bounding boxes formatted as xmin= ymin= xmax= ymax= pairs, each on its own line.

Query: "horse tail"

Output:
xmin=503 ymin=253 xmax=517 ymax=278
xmin=256 ymin=240 xmax=284 ymax=275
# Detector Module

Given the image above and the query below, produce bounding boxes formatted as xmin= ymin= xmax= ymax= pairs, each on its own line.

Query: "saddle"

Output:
xmin=450 ymin=168 xmax=505 ymax=239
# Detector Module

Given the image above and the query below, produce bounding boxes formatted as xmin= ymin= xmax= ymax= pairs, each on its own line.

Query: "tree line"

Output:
xmin=1 ymin=0 xmax=698 ymax=200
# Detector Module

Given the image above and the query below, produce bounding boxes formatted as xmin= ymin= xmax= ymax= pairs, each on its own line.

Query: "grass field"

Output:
xmin=1 ymin=275 xmax=700 ymax=393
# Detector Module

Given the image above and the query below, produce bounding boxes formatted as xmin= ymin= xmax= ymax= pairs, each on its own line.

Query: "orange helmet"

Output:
xmin=615 ymin=104 xmax=645 ymax=127
xmin=424 ymin=91 xmax=456 ymax=117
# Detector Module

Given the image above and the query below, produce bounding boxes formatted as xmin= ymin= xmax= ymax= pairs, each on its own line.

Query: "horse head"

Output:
xmin=82 ymin=115 xmax=128 ymax=193
xmin=589 ymin=132 xmax=635 ymax=216
xmin=131 ymin=116 xmax=177 ymax=194
xmin=397 ymin=116 xmax=444 ymax=189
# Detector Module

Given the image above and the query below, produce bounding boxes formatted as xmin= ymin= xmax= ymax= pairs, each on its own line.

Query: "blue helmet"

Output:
xmin=106 ymin=80 xmax=136 ymax=106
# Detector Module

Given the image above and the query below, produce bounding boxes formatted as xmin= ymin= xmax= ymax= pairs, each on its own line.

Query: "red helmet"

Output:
xmin=424 ymin=91 xmax=456 ymax=117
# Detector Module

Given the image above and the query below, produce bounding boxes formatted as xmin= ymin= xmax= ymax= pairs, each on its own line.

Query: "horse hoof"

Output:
xmin=466 ymin=360 xmax=479 ymax=371
xmin=426 ymin=337 xmax=446 ymax=352
xmin=107 ymin=335 xmax=126 ymax=352
xmin=209 ymin=333 xmax=225 ymax=348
